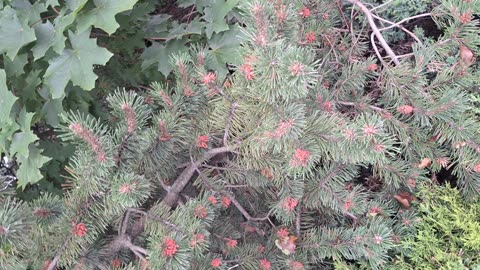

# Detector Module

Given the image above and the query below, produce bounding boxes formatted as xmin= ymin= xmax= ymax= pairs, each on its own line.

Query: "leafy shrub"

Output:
xmin=388 ymin=184 xmax=480 ymax=269
xmin=1 ymin=0 xmax=480 ymax=269
xmin=0 ymin=0 xmax=243 ymax=190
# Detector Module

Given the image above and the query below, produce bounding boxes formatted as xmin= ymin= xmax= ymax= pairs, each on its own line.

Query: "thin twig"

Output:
xmin=378 ymin=13 xmax=432 ymax=32
xmin=345 ymin=0 xmax=400 ymax=65
xmin=336 ymin=0 xmax=350 ymax=32
xmin=120 ymin=210 xmax=131 ymax=236
xmin=46 ymin=236 xmax=72 ymax=270
xmin=370 ymin=0 xmax=394 ymax=12
xmin=51 ymin=6 xmax=60 ymax=15
xmin=371 ymin=32 xmax=388 ymax=67
xmin=127 ymin=208 xmax=183 ymax=233
xmin=295 ymin=205 xmax=302 ymax=237
xmin=227 ymin=194 xmax=272 ymax=222
xmin=224 ymin=102 xmax=239 ymax=146
xmin=372 ymin=14 xmax=422 ymax=44
xmin=162 ymin=144 xmax=240 ymax=207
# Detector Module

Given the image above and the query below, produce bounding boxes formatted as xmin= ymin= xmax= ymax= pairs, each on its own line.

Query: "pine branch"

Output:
xmin=162 ymin=144 xmax=240 ymax=207
xmin=227 ymin=194 xmax=272 ymax=222
xmin=46 ymin=235 xmax=72 ymax=270
xmin=345 ymin=0 xmax=400 ymax=66
xmin=127 ymin=208 xmax=184 ymax=233
xmin=224 ymin=102 xmax=239 ymax=146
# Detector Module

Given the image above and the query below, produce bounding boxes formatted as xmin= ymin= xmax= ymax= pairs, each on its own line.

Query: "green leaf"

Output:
xmin=11 ymin=0 xmax=46 ymax=25
xmin=208 ymin=25 xmax=243 ymax=78
xmin=203 ymin=0 xmax=240 ymax=38
xmin=43 ymin=29 xmax=113 ymax=99
xmin=0 ymin=122 xmax=19 ymax=153
xmin=16 ymin=145 xmax=51 ymax=188
xmin=10 ymin=131 xmax=38 ymax=158
xmin=76 ymin=0 xmax=139 ymax=35
xmin=176 ymin=0 xmax=195 ymax=8
xmin=0 ymin=6 xmax=36 ymax=59
xmin=185 ymin=17 xmax=204 ymax=36
xmin=0 ymin=69 xmax=18 ymax=124
xmin=17 ymin=108 xmax=35 ymax=131
xmin=41 ymin=98 xmax=64 ymax=127
xmin=20 ymin=70 xmax=42 ymax=101
xmin=66 ymin=0 xmax=88 ymax=14
xmin=145 ymin=14 xmax=172 ymax=33
xmin=44 ymin=0 xmax=60 ymax=8
xmin=10 ymin=109 xmax=38 ymax=158
xmin=32 ymin=21 xmax=67 ymax=60
xmin=4 ymin=53 xmax=28 ymax=77
xmin=141 ymin=39 xmax=188 ymax=77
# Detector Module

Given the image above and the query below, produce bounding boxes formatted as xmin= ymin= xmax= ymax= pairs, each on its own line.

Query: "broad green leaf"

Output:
xmin=0 ymin=69 xmax=18 ymax=124
xmin=11 ymin=0 xmax=45 ymax=25
xmin=66 ymin=0 xmax=88 ymax=14
xmin=0 ymin=122 xmax=19 ymax=153
xmin=32 ymin=21 xmax=66 ymax=59
xmin=176 ymin=0 xmax=195 ymax=8
xmin=0 ymin=6 xmax=36 ymax=59
xmin=141 ymin=39 xmax=188 ymax=77
xmin=20 ymin=70 xmax=42 ymax=101
xmin=43 ymin=29 xmax=113 ymax=99
xmin=76 ymin=0 xmax=139 ymax=35
xmin=4 ymin=54 xmax=28 ymax=77
xmin=145 ymin=14 xmax=172 ymax=33
xmin=41 ymin=98 xmax=64 ymax=127
xmin=17 ymin=108 xmax=35 ymax=131
xmin=16 ymin=145 xmax=51 ymax=188
xmin=10 ymin=131 xmax=38 ymax=158
xmin=40 ymin=140 xmax=75 ymax=162
xmin=44 ymin=0 xmax=60 ymax=8
xmin=10 ymin=109 xmax=38 ymax=158
xmin=208 ymin=25 xmax=243 ymax=78
xmin=185 ymin=18 xmax=204 ymax=36
xmin=203 ymin=0 xmax=240 ymax=38
xmin=54 ymin=12 xmax=76 ymax=31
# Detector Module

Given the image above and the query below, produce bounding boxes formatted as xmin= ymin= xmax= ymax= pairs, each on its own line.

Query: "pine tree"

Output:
xmin=1 ymin=0 xmax=479 ymax=269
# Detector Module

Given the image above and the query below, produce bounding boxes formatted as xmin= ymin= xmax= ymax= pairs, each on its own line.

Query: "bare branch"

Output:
xmin=162 ymin=144 xmax=240 ymax=208
xmin=371 ymin=32 xmax=388 ymax=67
xmin=295 ymin=204 xmax=302 ymax=237
xmin=127 ymin=208 xmax=184 ymax=233
xmin=227 ymin=194 xmax=272 ymax=222
xmin=224 ymin=102 xmax=239 ymax=146
xmin=370 ymin=0 xmax=394 ymax=12
xmin=345 ymin=0 xmax=400 ymax=65
xmin=372 ymin=14 xmax=422 ymax=44
xmin=46 ymin=236 xmax=72 ymax=270
xmin=378 ymin=13 xmax=432 ymax=32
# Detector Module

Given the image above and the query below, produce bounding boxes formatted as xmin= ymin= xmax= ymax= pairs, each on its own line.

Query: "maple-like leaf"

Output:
xmin=16 ymin=145 xmax=51 ymax=188
xmin=141 ymin=39 xmax=188 ymax=77
xmin=76 ymin=0 xmax=139 ymax=35
xmin=0 ymin=69 xmax=18 ymax=124
xmin=32 ymin=21 xmax=67 ymax=60
xmin=43 ymin=29 xmax=113 ymax=99
xmin=0 ymin=6 xmax=36 ymax=59
xmin=4 ymin=53 xmax=28 ymax=77
xmin=203 ymin=0 xmax=240 ymax=39
xmin=10 ymin=109 xmax=38 ymax=158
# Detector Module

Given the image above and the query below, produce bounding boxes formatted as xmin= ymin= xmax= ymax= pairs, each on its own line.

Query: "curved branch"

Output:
xmin=162 ymin=144 xmax=240 ymax=208
xmin=345 ymin=0 xmax=400 ymax=66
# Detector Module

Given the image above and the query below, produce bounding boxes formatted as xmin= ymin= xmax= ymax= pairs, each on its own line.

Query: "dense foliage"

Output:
xmin=1 ymin=0 xmax=480 ymax=269
xmin=388 ymin=184 xmax=480 ymax=269
xmin=0 ymin=0 xmax=243 ymax=190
